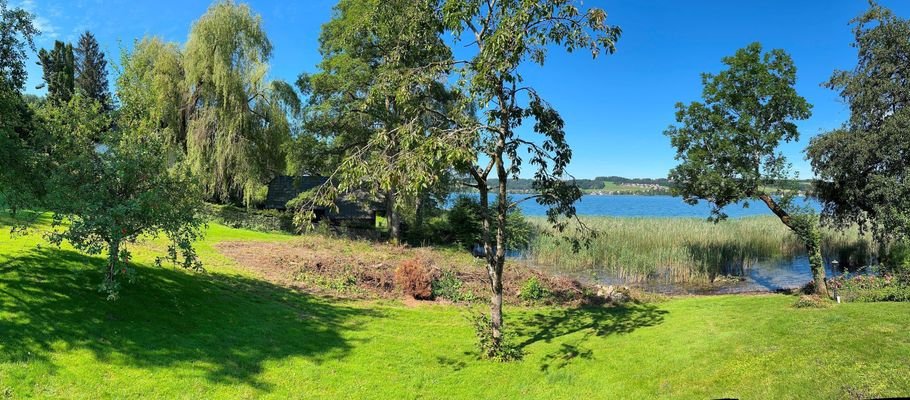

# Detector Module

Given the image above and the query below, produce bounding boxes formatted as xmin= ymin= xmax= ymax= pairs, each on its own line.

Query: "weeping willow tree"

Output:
xmin=182 ymin=0 xmax=292 ymax=206
xmin=117 ymin=37 xmax=187 ymax=150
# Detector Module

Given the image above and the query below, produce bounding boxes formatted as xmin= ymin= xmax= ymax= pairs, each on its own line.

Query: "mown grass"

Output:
xmin=2 ymin=218 xmax=910 ymax=399
xmin=528 ymin=216 xmax=875 ymax=283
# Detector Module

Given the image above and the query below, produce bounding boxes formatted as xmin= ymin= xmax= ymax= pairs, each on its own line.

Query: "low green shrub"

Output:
xmin=432 ymin=270 xmax=477 ymax=303
xmin=205 ymin=204 xmax=293 ymax=233
xmin=518 ymin=277 xmax=550 ymax=303
xmin=471 ymin=313 xmax=524 ymax=362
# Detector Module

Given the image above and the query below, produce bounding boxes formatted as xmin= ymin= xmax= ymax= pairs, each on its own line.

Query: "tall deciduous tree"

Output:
xmin=0 ymin=0 xmax=42 ymax=214
xmin=37 ymin=40 xmax=74 ymax=104
xmin=442 ymin=0 xmax=621 ymax=355
xmin=184 ymin=0 xmax=292 ymax=206
xmin=75 ymin=31 xmax=111 ymax=110
xmin=665 ymin=43 xmax=826 ymax=296
xmin=299 ymin=0 xmax=467 ymax=242
xmin=807 ymin=3 xmax=910 ymax=246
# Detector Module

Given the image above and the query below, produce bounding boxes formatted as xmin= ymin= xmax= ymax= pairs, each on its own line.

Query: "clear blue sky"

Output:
xmin=15 ymin=0 xmax=910 ymax=179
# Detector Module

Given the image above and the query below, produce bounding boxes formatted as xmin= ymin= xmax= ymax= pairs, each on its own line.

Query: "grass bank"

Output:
xmin=528 ymin=216 xmax=874 ymax=283
xmin=2 ymin=219 xmax=909 ymax=398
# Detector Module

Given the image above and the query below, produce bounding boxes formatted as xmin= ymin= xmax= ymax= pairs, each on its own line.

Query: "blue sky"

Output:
xmin=15 ymin=0 xmax=910 ymax=179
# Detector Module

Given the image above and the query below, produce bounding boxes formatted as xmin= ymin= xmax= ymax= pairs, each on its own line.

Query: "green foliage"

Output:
xmin=39 ymin=96 xmax=205 ymax=299
xmin=444 ymin=195 xmax=532 ymax=250
xmin=298 ymin=0 xmax=469 ymax=241
xmin=431 ymin=270 xmax=477 ymax=303
xmin=204 ymin=204 xmax=293 ymax=233
xmin=829 ymin=274 xmax=910 ymax=302
xmin=37 ymin=40 xmax=75 ymax=104
xmin=74 ymin=31 xmax=110 ymax=110
xmin=518 ymin=277 xmax=550 ymax=304
xmin=808 ymin=3 xmax=910 ymax=244
xmin=470 ymin=312 xmax=524 ymax=362
xmin=183 ymin=0 xmax=292 ymax=206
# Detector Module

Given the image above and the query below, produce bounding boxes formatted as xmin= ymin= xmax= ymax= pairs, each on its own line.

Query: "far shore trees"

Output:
xmin=665 ymin=43 xmax=827 ymax=297
xmin=807 ymin=3 xmax=910 ymax=252
xmin=441 ymin=0 xmax=621 ymax=356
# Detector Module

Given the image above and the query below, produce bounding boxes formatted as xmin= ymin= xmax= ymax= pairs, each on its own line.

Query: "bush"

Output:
xmin=829 ymin=273 xmax=910 ymax=302
xmin=518 ymin=277 xmax=550 ymax=303
xmin=444 ymin=195 xmax=534 ymax=251
xmin=471 ymin=313 xmax=524 ymax=362
xmin=395 ymin=258 xmax=434 ymax=299
xmin=431 ymin=270 xmax=477 ymax=303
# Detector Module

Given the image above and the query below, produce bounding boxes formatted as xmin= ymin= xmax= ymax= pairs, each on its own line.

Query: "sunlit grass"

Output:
xmin=528 ymin=216 xmax=875 ymax=283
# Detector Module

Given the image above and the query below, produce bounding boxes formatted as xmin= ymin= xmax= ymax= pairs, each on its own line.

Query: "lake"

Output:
xmin=454 ymin=194 xmax=855 ymax=294
xmin=453 ymin=193 xmax=821 ymax=218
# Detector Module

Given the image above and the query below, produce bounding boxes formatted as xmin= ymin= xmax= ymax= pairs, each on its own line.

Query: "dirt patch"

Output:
xmin=215 ymin=237 xmax=598 ymax=306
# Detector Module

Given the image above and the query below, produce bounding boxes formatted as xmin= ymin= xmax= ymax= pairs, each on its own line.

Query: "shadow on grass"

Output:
xmin=0 ymin=247 xmax=381 ymax=391
xmin=512 ymin=303 xmax=668 ymax=372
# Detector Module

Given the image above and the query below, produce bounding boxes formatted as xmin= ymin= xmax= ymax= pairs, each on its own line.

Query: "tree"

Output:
xmin=41 ymin=96 xmax=205 ymax=300
xmin=665 ymin=43 xmax=826 ymax=296
xmin=75 ymin=31 xmax=111 ymax=110
xmin=0 ymin=0 xmax=42 ymax=214
xmin=184 ymin=0 xmax=292 ymax=206
xmin=298 ymin=0 xmax=466 ymax=242
xmin=441 ymin=0 xmax=621 ymax=355
xmin=807 ymin=3 xmax=910 ymax=246
xmin=37 ymin=40 xmax=75 ymax=104
xmin=116 ymin=37 xmax=187 ymax=150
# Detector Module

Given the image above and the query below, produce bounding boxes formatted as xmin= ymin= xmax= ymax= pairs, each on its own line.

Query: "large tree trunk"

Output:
xmin=386 ymin=190 xmax=401 ymax=243
xmin=759 ymin=194 xmax=828 ymax=297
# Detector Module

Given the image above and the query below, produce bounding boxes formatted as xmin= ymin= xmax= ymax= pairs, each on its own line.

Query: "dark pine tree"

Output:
xmin=74 ymin=31 xmax=111 ymax=110
xmin=37 ymin=40 xmax=74 ymax=104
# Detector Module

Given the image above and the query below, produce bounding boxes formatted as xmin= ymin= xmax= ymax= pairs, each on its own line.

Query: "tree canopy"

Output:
xmin=808 ymin=3 xmax=910 ymax=245
xmin=75 ymin=31 xmax=112 ymax=110
xmin=37 ymin=40 xmax=75 ymax=104
xmin=665 ymin=43 xmax=827 ymax=296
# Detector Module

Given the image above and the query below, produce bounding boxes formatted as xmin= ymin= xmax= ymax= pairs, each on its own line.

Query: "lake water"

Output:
xmin=454 ymin=193 xmax=821 ymax=218
xmin=455 ymin=194 xmax=853 ymax=294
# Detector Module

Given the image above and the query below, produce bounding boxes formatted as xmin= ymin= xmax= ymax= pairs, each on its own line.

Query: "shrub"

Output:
xmin=432 ymin=270 xmax=477 ymax=303
xmin=518 ymin=277 xmax=550 ymax=303
xmin=828 ymin=273 xmax=910 ymax=302
xmin=471 ymin=313 xmax=524 ymax=362
xmin=395 ymin=258 xmax=433 ymax=299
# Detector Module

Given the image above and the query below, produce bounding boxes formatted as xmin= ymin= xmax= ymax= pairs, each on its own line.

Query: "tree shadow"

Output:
xmin=0 ymin=247 xmax=382 ymax=391
xmin=511 ymin=302 xmax=668 ymax=372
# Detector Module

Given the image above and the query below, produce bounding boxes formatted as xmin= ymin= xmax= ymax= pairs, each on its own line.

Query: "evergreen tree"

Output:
xmin=75 ymin=31 xmax=111 ymax=110
xmin=37 ymin=40 xmax=74 ymax=104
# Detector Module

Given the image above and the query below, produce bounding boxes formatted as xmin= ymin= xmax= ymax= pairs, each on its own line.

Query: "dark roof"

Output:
xmin=263 ymin=176 xmax=328 ymax=210
xmin=263 ymin=176 xmax=385 ymax=220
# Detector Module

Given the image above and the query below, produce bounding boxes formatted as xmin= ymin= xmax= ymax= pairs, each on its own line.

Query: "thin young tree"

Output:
xmin=665 ymin=43 xmax=827 ymax=296
xmin=441 ymin=0 xmax=621 ymax=355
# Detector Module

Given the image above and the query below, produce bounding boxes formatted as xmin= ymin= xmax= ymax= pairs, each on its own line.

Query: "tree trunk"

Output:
xmin=806 ymin=236 xmax=829 ymax=298
xmin=386 ymin=191 xmax=401 ymax=243
xmin=414 ymin=194 xmax=424 ymax=235
xmin=758 ymin=194 xmax=828 ymax=297
xmin=107 ymin=239 xmax=120 ymax=285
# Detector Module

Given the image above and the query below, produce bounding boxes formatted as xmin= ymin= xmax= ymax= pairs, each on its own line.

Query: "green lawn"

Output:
xmin=2 ymin=220 xmax=909 ymax=399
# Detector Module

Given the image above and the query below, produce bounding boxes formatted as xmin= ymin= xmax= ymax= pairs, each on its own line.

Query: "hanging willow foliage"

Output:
xmin=183 ymin=0 xmax=290 ymax=206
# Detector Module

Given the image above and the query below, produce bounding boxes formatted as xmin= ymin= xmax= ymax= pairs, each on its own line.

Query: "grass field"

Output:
xmin=529 ymin=216 xmax=874 ymax=283
xmin=2 ymin=219 xmax=910 ymax=399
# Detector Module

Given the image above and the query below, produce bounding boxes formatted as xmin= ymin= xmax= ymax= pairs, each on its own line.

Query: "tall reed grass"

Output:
xmin=527 ymin=216 xmax=875 ymax=284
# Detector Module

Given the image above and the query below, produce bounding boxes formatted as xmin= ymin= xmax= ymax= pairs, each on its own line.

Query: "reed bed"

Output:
xmin=527 ymin=216 xmax=875 ymax=284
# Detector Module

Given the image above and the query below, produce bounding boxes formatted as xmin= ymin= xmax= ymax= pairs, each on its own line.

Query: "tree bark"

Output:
xmin=107 ymin=239 xmax=120 ymax=285
xmin=386 ymin=190 xmax=401 ymax=243
xmin=758 ymin=194 xmax=828 ymax=297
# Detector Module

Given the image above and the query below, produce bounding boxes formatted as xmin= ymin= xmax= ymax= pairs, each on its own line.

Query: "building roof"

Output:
xmin=263 ymin=176 xmax=384 ymax=220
